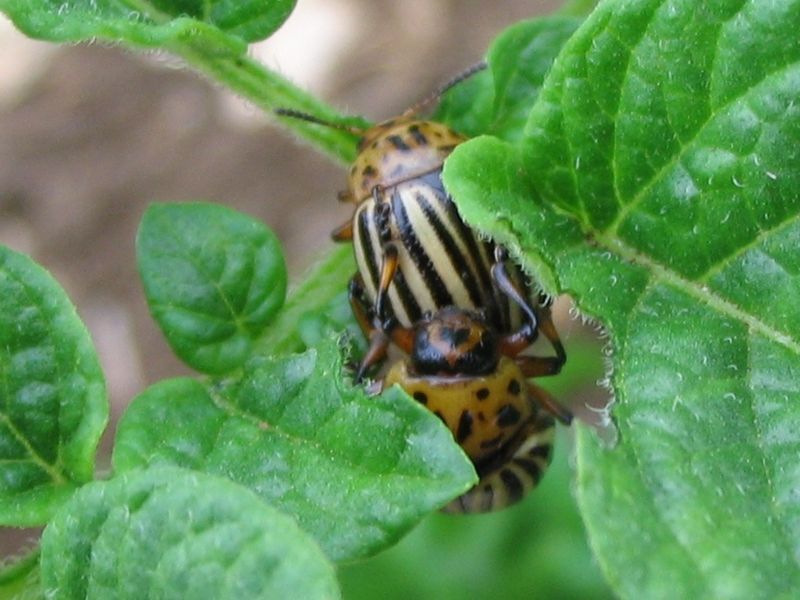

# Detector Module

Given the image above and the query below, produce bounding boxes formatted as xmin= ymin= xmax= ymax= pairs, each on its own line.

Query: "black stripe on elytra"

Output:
xmin=511 ymin=457 xmax=543 ymax=484
xmin=391 ymin=187 xmax=453 ymax=308
xmin=456 ymin=411 xmax=473 ymax=443
xmin=499 ymin=469 xmax=524 ymax=503
xmin=445 ymin=189 xmax=494 ymax=295
xmin=421 ymin=173 xmax=493 ymax=298
xmin=416 ymin=188 xmax=485 ymax=308
xmin=391 ymin=267 xmax=423 ymax=324
xmin=356 ymin=206 xmax=381 ymax=293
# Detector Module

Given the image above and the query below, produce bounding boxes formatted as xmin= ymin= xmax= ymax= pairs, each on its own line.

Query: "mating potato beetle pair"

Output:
xmin=277 ymin=63 xmax=571 ymax=512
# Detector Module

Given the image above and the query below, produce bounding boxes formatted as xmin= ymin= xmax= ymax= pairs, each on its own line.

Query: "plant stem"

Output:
xmin=258 ymin=245 xmax=355 ymax=355
xmin=175 ymin=48 xmax=363 ymax=165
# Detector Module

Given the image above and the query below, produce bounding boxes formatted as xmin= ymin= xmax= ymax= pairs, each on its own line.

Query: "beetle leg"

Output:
xmin=348 ymin=275 xmax=373 ymax=338
xmin=337 ymin=189 xmax=355 ymax=203
xmin=355 ymin=331 xmax=391 ymax=383
xmin=331 ymin=219 xmax=354 ymax=242
xmin=366 ymin=184 xmax=401 ymax=326
xmin=514 ymin=354 xmax=566 ymax=378
xmin=349 ymin=276 xmax=390 ymax=382
xmin=527 ymin=382 xmax=573 ymax=426
xmin=389 ymin=319 xmax=415 ymax=355
xmin=533 ymin=302 xmax=567 ymax=371
xmin=375 ymin=242 xmax=399 ymax=325
xmin=491 ymin=246 xmax=539 ymax=329
xmin=493 ymin=246 xmax=566 ymax=370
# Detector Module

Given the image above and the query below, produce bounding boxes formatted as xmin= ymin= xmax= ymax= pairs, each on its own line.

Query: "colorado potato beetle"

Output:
xmin=372 ymin=305 xmax=572 ymax=513
xmin=277 ymin=64 xmax=566 ymax=380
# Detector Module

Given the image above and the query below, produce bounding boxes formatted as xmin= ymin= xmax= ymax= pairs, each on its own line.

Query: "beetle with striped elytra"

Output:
xmin=276 ymin=63 xmax=566 ymax=384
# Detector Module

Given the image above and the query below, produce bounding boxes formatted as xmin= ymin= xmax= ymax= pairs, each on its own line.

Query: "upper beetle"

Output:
xmin=277 ymin=63 xmax=565 ymax=380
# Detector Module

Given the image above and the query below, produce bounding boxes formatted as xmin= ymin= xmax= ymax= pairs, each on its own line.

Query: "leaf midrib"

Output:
xmin=594 ymin=232 xmax=800 ymax=354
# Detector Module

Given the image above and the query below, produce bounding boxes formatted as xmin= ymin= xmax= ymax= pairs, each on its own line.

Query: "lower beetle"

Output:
xmin=360 ymin=301 xmax=572 ymax=513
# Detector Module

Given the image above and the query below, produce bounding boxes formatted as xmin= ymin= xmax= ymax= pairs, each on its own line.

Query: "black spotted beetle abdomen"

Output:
xmin=379 ymin=306 xmax=570 ymax=514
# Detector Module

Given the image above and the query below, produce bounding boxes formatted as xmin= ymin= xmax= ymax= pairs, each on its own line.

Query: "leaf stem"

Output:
xmin=257 ymin=245 xmax=355 ymax=355
xmin=173 ymin=47 xmax=362 ymax=164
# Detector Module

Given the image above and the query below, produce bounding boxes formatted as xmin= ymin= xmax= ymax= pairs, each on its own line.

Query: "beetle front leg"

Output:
xmin=493 ymin=246 xmax=566 ymax=371
xmin=372 ymin=184 xmax=399 ymax=327
xmin=374 ymin=241 xmax=399 ymax=325
xmin=527 ymin=382 xmax=573 ymax=426
xmin=331 ymin=219 xmax=354 ymax=242
xmin=349 ymin=276 xmax=389 ymax=382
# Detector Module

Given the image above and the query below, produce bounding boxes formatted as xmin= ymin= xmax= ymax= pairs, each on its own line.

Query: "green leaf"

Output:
xmin=340 ymin=432 xmax=613 ymax=600
xmin=0 ymin=245 xmax=108 ymax=525
xmin=112 ymin=339 xmax=477 ymax=562
xmin=40 ymin=466 xmax=339 ymax=599
xmin=137 ymin=203 xmax=287 ymax=375
xmin=0 ymin=0 xmax=295 ymax=51
xmin=0 ymin=548 xmax=43 ymax=600
xmin=435 ymin=16 xmax=580 ymax=142
xmin=445 ymin=0 xmax=800 ymax=596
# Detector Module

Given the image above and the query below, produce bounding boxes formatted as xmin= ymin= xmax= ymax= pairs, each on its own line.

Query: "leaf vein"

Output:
xmin=596 ymin=233 xmax=800 ymax=353
xmin=605 ymin=60 xmax=800 ymax=237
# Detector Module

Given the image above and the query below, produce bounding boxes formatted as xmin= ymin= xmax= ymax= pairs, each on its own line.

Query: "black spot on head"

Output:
xmin=413 ymin=391 xmax=428 ymax=405
xmin=496 ymin=404 xmax=522 ymax=427
xmin=456 ymin=411 xmax=473 ymax=443
xmin=387 ymin=134 xmax=411 ymax=151
xmin=476 ymin=388 xmax=490 ymax=401
xmin=507 ymin=379 xmax=521 ymax=395
xmin=362 ymin=165 xmax=377 ymax=178
xmin=439 ymin=325 xmax=471 ymax=347
xmin=499 ymin=469 xmax=524 ymax=503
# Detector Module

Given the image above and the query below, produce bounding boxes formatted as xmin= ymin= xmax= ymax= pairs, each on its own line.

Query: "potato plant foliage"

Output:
xmin=0 ymin=0 xmax=797 ymax=598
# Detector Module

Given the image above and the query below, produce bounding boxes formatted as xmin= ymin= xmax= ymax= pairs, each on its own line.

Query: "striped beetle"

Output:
xmin=277 ymin=64 xmax=566 ymax=380
xmin=369 ymin=305 xmax=572 ymax=513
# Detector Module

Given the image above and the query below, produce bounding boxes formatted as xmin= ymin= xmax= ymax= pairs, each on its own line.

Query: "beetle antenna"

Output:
xmin=402 ymin=60 xmax=488 ymax=117
xmin=274 ymin=108 xmax=366 ymax=135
